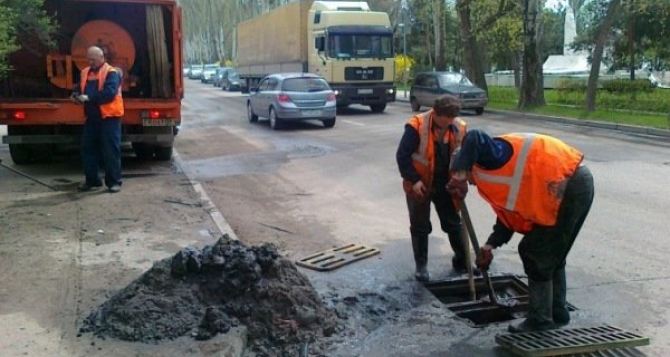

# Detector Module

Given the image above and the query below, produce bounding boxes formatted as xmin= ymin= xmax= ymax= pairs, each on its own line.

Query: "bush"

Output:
xmin=602 ymin=79 xmax=655 ymax=93
xmin=556 ymin=79 xmax=587 ymax=92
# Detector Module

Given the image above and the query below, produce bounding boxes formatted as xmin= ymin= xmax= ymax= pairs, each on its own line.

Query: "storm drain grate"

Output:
xmin=496 ymin=325 xmax=650 ymax=357
xmin=296 ymin=244 xmax=380 ymax=271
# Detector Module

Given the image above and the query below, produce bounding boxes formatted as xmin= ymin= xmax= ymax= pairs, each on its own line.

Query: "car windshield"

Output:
xmin=328 ymin=34 xmax=393 ymax=59
xmin=439 ymin=74 xmax=474 ymax=86
xmin=282 ymin=78 xmax=330 ymax=92
xmin=229 ymin=72 xmax=240 ymax=80
xmin=205 ymin=64 xmax=219 ymax=69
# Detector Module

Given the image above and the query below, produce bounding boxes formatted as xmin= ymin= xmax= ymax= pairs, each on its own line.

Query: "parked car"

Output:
xmin=200 ymin=64 xmax=219 ymax=84
xmin=410 ymin=72 xmax=488 ymax=115
xmin=188 ymin=65 xmax=203 ymax=80
xmin=246 ymin=73 xmax=337 ymax=130
xmin=221 ymin=70 xmax=242 ymax=91
xmin=183 ymin=65 xmax=190 ymax=77
xmin=213 ymin=67 xmax=232 ymax=87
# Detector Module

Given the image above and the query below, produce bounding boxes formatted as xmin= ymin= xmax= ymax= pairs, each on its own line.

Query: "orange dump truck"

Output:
xmin=0 ymin=0 xmax=183 ymax=164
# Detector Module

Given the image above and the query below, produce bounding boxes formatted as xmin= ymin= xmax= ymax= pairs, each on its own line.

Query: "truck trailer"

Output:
xmin=236 ymin=1 xmax=395 ymax=113
xmin=0 ymin=0 xmax=183 ymax=164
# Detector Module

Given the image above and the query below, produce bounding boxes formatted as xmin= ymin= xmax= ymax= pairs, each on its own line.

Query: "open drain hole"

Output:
xmin=424 ymin=275 xmax=576 ymax=327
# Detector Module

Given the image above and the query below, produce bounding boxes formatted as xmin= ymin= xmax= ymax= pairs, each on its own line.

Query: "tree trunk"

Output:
xmin=456 ymin=0 xmax=488 ymax=92
xmin=586 ymin=0 xmax=621 ymax=112
xmin=433 ymin=0 xmax=446 ymax=70
xmin=513 ymin=51 xmax=522 ymax=88
xmin=519 ymin=0 xmax=545 ymax=108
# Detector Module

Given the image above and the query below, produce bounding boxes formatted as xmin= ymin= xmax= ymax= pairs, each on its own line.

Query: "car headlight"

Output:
xmin=334 ymin=90 xmax=340 ymax=95
xmin=386 ymin=88 xmax=395 ymax=94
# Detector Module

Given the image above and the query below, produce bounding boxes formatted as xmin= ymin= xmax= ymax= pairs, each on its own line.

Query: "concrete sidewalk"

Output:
xmin=394 ymin=92 xmax=670 ymax=140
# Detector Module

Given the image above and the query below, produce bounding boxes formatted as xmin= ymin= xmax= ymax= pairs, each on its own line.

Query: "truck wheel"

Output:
xmin=475 ymin=107 xmax=484 ymax=115
xmin=247 ymin=102 xmax=258 ymax=123
xmin=132 ymin=143 xmax=154 ymax=160
xmin=155 ymin=146 xmax=173 ymax=161
xmin=9 ymin=144 xmax=33 ymax=165
xmin=410 ymin=98 xmax=420 ymax=112
xmin=269 ymin=108 xmax=282 ymax=130
xmin=370 ymin=104 xmax=386 ymax=113
xmin=322 ymin=118 xmax=336 ymax=128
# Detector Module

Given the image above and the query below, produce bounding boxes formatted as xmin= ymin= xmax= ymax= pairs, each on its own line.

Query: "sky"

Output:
xmin=546 ymin=0 xmax=566 ymax=10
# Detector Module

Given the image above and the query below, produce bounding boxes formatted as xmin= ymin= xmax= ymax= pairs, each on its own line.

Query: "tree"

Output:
xmin=519 ymin=0 xmax=545 ymax=108
xmin=585 ymin=0 xmax=621 ymax=111
xmin=432 ymin=0 xmax=446 ymax=70
xmin=0 ymin=0 xmax=55 ymax=78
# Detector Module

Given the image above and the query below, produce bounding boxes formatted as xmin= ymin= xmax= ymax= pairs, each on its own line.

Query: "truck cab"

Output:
xmin=308 ymin=1 xmax=395 ymax=112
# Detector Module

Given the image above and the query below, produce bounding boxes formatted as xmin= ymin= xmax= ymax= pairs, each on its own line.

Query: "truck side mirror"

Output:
xmin=315 ymin=37 xmax=325 ymax=52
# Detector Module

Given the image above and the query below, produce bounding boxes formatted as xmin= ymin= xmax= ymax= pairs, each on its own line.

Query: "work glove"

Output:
xmin=476 ymin=245 xmax=494 ymax=271
xmin=446 ymin=176 xmax=468 ymax=200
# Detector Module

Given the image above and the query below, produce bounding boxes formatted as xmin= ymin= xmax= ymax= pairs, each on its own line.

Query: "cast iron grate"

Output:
xmin=425 ymin=275 xmax=576 ymax=326
xmin=296 ymin=243 xmax=380 ymax=271
xmin=495 ymin=325 xmax=649 ymax=357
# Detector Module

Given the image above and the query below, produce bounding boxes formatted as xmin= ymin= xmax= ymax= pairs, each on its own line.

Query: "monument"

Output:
xmin=542 ymin=4 xmax=599 ymax=75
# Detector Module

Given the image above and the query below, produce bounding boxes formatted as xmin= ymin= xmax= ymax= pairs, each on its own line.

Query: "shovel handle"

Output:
xmin=460 ymin=200 xmax=498 ymax=305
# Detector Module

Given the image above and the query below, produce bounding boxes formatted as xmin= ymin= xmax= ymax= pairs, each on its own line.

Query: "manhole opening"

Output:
xmin=424 ymin=275 xmax=576 ymax=327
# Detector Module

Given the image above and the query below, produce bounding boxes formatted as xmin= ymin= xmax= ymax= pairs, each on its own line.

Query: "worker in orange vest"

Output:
xmin=447 ymin=130 xmax=594 ymax=333
xmin=396 ymin=95 xmax=469 ymax=282
xmin=72 ymin=46 xmax=124 ymax=193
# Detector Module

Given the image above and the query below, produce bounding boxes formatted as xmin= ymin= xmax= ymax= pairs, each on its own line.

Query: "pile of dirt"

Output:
xmin=80 ymin=235 xmax=337 ymax=353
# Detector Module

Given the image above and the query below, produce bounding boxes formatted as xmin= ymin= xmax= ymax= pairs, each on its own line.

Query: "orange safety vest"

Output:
xmin=80 ymin=62 xmax=124 ymax=119
xmin=404 ymin=110 xmax=467 ymax=192
xmin=472 ymin=133 xmax=584 ymax=233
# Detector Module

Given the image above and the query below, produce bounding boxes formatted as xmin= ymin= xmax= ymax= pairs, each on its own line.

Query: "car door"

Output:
xmin=252 ymin=78 xmax=268 ymax=116
xmin=264 ymin=78 xmax=280 ymax=116
xmin=424 ymin=75 xmax=440 ymax=106
xmin=412 ymin=74 xmax=425 ymax=105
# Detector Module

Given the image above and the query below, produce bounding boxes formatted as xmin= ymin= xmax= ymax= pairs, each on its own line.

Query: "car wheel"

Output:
xmin=475 ymin=107 xmax=484 ymax=115
xmin=322 ymin=118 xmax=336 ymax=128
xmin=369 ymin=103 xmax=386 ymax=113
xmin=269 ymin=108 xmax=282 ymax=130
xmin=247 ymin=102 xmax=258 ymax=123
xmin=410 ymin=98 xmax=420 ymax=112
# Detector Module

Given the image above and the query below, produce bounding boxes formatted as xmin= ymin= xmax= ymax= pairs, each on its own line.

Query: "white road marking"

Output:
xmin=341 ymin=119 xmax=366 ymax=127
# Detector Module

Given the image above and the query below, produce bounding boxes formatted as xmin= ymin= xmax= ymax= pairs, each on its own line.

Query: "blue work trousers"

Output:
xmin=81 ymin=116 xmax=122 ymax=187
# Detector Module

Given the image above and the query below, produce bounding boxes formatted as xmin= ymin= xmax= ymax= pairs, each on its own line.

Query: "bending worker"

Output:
xmin=396 ymin=95 xmax=469 ymax=282
xmin=446 ymin=129 xmax=594 ymax=332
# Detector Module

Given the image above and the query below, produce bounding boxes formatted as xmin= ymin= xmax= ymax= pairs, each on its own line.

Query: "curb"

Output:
xmin=394 ymin=95 xmax=670 ymax=140
xmin=172 ymin=150 xmax=239 ymax=241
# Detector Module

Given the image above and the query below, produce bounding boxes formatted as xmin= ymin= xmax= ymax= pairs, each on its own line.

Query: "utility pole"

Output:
xmin=401 ymin=0 xmax=408 ymax=98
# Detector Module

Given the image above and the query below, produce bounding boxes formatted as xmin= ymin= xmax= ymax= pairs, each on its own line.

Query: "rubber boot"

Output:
xmin=509 ymin=279 xmax=556 ymax=333
xmin=552 ymin=267 xmax=570 ymax=327
xmin=411 ymin=235 xmax=429 ymax=282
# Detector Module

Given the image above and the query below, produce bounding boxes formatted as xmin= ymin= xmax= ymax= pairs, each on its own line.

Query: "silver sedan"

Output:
xmin=247 ymin=73 xmax=337 ymax=130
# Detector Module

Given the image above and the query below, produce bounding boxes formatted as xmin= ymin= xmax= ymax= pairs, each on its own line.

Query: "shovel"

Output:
xmin=459 ymin=200 xmax=499 ymax=305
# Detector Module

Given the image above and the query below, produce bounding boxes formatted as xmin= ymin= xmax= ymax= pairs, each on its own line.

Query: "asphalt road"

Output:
xmin=0 ymin=79 xmax=668 ymax=356
xmin=176 ymin=80 xmax=670 ymax=355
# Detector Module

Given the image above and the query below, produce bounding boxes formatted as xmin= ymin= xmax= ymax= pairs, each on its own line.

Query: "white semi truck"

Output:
xmin=236 ymin=1 xmax=395 ymax=113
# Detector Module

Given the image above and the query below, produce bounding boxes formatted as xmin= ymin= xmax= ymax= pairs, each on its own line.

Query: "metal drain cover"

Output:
xmin=496 ymin=325 xmax=649 ymax=356
xmin=296 ymin=243 xmax=380 ymax=271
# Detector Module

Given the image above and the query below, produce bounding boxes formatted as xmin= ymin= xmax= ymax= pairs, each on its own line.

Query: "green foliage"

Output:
xmin=394 ymin=54 xmax=415 ymax=83
xmin=490 ymin=85 xmax=670 ymax=114
xmin=0 ymin=0 xmax=55 ymax=78
xmin=601 ymin=79 xmax=655 ymax=93
xmin=556 ymin=79 xmax=588 ymax=92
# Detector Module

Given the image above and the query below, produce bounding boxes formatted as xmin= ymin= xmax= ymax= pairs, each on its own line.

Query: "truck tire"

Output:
xmin=9 ymin=144 xmax=33 ymax=165
xmin=269 ymin=108 xmax=282 ymax=130
xmin=132 ymin=143 xmax=154 ymax=160
xmin=370 ymin=104 xmax=386 ymax=113
xmin=322 ymin=118 xmax=336 ymax=128
xmin=155 ymin=146 xmax=173 ymax=161
xmin=410 ymin=98 xmax=420 ymax=112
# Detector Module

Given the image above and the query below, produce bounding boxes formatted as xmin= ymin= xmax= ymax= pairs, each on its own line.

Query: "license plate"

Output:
xmin=142 ymin=119 xmax=176 ymax=126
xmin=358 ymin=89 xmax=373 ymax=95
xmin=302 ymin=110 xmax=322 ymax=117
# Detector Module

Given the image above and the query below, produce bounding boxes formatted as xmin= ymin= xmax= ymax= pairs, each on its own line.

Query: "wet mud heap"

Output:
xmin=81 ymin=235 xmax=337 ymax=352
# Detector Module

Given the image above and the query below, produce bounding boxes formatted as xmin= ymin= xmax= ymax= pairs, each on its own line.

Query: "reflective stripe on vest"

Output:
xmin=474 ymin=133 xmax=535 ymax=210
